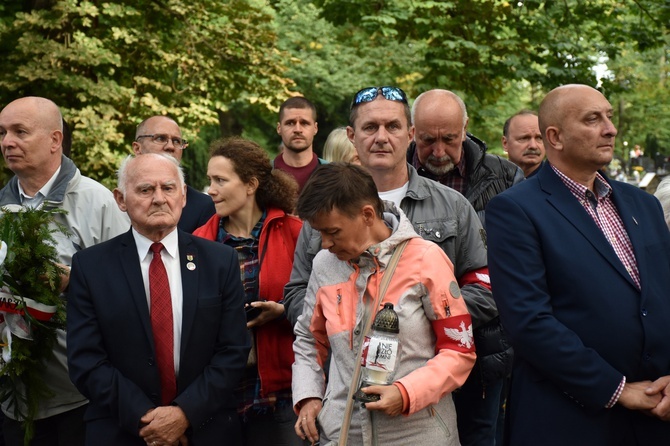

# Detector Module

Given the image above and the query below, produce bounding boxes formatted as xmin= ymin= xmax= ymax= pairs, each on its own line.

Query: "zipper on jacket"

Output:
xmin=336 ymin=289 xmax=342 ymax=315
xmin=429 ymin=405 xmax=451 ymax=437
xmin=336 ymin=287 xmax=349 ymax=347
xmin=350 ymin=264 xmax=361 ymax=350
xmin=442 ymin=293 xmax=451 ymax=318
xmin=358 ymin=259 xmax=380 ymax=350
xmin=371 ymin=408 xmax=378 ymax=446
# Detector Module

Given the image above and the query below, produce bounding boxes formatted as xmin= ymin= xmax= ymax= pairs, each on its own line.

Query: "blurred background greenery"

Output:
xmin=0 ymin=0 xmax=667 ymax=190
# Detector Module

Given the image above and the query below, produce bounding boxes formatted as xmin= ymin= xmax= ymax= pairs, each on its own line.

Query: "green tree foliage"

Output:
xmin=606 ymin=38 xmax=670 ymax=160
xmin=308 ymin=0 xmax=668 ymax=154
xmin=0 ymin=0 xmax=668 ymax=184
xmin=0 ymin=0 xmax=292 ymax=187
xmin=235 ymin=0 xmax=428 ymax=154
xmin=276 ymin=0 xmax=426 ymax=110
xmin=314 ymin=1 xmax=620 ymax=103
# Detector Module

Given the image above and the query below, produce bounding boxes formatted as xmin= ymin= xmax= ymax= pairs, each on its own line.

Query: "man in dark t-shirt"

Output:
xmin=274 ymin=97 xmax=325 ymax=192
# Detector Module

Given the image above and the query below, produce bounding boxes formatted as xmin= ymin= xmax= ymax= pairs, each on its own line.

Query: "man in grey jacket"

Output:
xmin=0 ymin=97 xmax=129 ymax=445
xmin=285 ymin=87 xmax=492 ymax=326
xmin=285 ymin=86 xmax=492 ymax=323
xmin=284 ymin=89 xmax=495 ymax=443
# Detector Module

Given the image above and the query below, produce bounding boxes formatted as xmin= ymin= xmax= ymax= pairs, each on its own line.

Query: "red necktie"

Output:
xmin=149 ymin=242 xmax=176 ymax=405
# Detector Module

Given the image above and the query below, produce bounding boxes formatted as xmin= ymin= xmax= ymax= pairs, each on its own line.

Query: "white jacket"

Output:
xmin=0 ymin=156 xmax=129 ymax=420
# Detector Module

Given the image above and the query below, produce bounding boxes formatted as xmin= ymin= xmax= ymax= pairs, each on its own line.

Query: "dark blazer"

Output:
xmin=486 ymin=162 xmax=670 ymax=446
xmin=178 ymin=185 xmax=215 ymax=233
xmin=67 ymin=229 xmax=250 ymax=445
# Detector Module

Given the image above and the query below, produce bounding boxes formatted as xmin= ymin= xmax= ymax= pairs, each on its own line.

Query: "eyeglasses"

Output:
xmin=351 ymin=86 xmax=408 ymax=108
xmin=136 ymin=134 xmax=188 ymax=149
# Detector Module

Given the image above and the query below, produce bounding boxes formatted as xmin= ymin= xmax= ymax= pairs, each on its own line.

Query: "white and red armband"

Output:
xmin=458 ymin=267 xmax=491 ymax=291
xmin=431 ymin=314 xmax=476 ymax=354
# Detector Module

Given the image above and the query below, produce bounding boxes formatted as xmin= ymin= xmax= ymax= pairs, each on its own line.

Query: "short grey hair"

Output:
xmin=411 ymin=89 xmax=468 ymax=127
xmin=135 ymin=115 xmax=179 ymax=139
xmin=116 ymin=153 xmax=185 ymax=196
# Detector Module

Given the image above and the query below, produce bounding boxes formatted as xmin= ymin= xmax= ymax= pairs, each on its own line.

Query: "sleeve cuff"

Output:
xmin=606 ymin=376 xmax=626 ymax=409
xmin=394 ymin=382 xmax=410 ymax=415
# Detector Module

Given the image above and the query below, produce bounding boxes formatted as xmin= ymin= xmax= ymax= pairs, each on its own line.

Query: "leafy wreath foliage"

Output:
xmin=0 ymin=206 xmax=68 ymax=445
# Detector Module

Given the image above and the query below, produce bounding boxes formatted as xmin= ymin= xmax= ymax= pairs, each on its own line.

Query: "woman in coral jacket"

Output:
xmin=194 ymin=137 xmax=303 ymax=446
xmin=292 ymin=163 xmax=476 ymax=446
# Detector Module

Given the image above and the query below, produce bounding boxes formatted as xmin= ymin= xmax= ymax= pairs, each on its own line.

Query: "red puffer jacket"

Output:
xmin=194 ymin=207 xmax=303 ymax=395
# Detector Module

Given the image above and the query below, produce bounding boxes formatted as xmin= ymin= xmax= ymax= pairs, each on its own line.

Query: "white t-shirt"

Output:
xmin=379 ymin=182 xmax=409 ymax=208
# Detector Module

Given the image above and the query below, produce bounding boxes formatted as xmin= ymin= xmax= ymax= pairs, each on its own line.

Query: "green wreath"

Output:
xmin=0 ymin=206 xmax=68 ymax=446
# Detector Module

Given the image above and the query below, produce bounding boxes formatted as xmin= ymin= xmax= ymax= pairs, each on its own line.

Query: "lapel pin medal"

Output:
xmin=186 ymin=254 xmax=196 ymax=271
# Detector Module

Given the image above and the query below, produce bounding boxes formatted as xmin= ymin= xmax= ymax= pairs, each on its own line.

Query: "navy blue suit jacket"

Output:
xmin=67 ymin=229 xmax=250 ymax=445
xmin=487 ymin=163 xmax=670 ymax=445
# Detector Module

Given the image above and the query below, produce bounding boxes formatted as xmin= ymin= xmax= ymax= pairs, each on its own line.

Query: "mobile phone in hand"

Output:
xmin=245 ymin=303 xmax=263 ymax=321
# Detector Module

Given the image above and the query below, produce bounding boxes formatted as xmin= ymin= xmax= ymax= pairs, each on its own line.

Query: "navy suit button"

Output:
xmin=148 ymin=358 xmax=155 ymax=366
xmin=641 ymin=309 xmax=648 ymax=317
xmin=644 ymin=353 xmax=652 ymax=361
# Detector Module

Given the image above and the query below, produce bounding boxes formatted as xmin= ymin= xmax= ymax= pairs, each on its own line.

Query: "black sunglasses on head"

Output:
xmin=351 ymin=86 xmax=408 ymax=109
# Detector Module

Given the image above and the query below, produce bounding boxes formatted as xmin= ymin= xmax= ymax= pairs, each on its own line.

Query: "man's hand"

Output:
xmin=246 ymin=301 xmax=285 ymax=328
xmin=617 ymin=381 xmax=661 ymax=411
xmin=294 ymin=397 xmax=322 ymax=445
xmin=645 ymin=375 xmax=670 ymax=421
xmin=139 ymin=406 xmax=190 ymax=446
xmin=363 ymin=385 xmax=403 ymax=417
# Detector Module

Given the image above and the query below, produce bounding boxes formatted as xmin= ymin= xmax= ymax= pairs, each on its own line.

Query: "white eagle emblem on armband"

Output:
xmin=475 ymin=272 xmax=490 ymax=284
xmin=444 ymin=321 xmax=474 ymax=349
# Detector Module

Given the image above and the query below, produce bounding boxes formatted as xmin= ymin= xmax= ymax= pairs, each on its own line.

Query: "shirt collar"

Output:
xmin=551 ymin=164 xmax=612 ymax=200
xmin=133 ymin=227 xmax=179 ymax=262
xmin=217 ymin=209 xmax=267 ymax=243
xmin=18 ymin=166 xmax=61 ymax=205
xmin=454 ymin=152 xmax=467 ymax=178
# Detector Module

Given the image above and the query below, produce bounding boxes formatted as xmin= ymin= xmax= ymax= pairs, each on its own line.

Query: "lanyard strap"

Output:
xmin=338 ymin=239 xmax=409 ymax=446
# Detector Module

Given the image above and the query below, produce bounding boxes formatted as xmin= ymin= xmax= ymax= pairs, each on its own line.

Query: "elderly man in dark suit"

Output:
xmin=67 ymin=153 xmax=250 ymax=445
xmin=486 ymin=84 xmax=670 ymax=445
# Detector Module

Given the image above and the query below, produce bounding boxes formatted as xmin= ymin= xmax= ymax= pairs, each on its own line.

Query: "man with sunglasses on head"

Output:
xmin=133 ymin=116 xmax=215 ymax=233
xmin=285 ymin=86 xmax=493 ymax=443
xmin=408 ymin=89 xmax=522 ymax=446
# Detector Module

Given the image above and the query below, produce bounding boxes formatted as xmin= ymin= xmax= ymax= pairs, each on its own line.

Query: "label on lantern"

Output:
xmin=360 ymin=335 xmax=399 ymax=375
